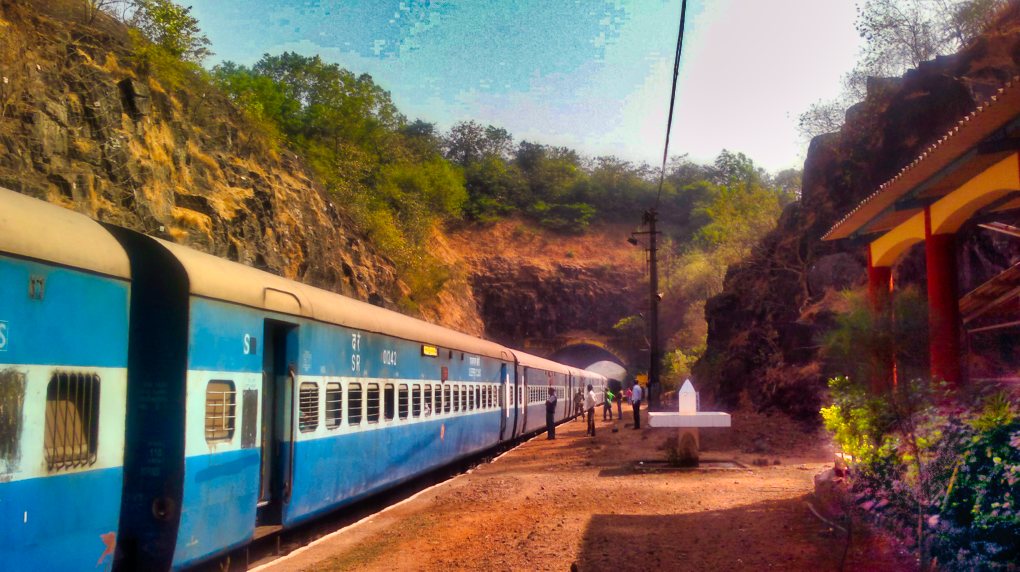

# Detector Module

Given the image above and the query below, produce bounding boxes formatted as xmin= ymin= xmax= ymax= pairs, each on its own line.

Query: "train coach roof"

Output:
xmin=154 ymin=237 xmax=509 ymax=360
xmin=0 ymin=188 xmax=130 ymax=279
xmin=512 ymin=350 xmax=576 ymax=376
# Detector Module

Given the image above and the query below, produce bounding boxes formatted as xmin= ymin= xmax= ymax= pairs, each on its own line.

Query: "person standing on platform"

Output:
xmin=602 ymin=388 xmax=614 ymax=420
xmin=584 ymin=384 xmax=597 ymax=437
xmin=630 ymin=380 xmax=643 ymax=430
xmin=545 ymin=387 xmax=558 ymax=439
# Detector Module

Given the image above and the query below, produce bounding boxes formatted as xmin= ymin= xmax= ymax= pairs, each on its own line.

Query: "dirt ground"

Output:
xmin=259 ymin=409 xmax=915 ymax=572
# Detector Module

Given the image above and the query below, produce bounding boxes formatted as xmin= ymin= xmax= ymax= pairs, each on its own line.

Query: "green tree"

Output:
xmin=443 ymin=121 xmax=514 ymax=165
xmin=129 ymin=0 xmax=211 ymax=62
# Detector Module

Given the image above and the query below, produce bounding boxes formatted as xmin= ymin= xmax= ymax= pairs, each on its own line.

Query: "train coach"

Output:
xmin=0 ymin=187 xmax=607 ymax=571
xmin=0 ymin=190 xmax=131 ymax=571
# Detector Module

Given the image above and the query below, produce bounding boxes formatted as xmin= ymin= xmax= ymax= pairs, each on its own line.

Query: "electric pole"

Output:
xmin=646 ymin=208 xmax=661 ymax=408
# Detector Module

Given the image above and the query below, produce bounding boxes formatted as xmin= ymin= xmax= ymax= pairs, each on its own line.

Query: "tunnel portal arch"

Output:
xmin=548 ymin=342 xmax=628 ymax=383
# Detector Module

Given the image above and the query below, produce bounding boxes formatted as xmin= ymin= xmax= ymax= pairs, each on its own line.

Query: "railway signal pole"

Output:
xmin=629 ymin=208 xmax=661 ymax=408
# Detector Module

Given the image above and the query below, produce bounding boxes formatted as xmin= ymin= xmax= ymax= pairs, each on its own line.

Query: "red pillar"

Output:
xmin=866 ymin=247 xmax=895 ymax=391
xmin=924 ymin=207 xmax=961 ymax=386
xmin=867 ymin=248 xmax=892 ymax=311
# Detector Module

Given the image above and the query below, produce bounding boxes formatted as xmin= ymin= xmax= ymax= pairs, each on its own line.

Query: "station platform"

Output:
xmin=254 ymin=408 xmax=907 ymax=571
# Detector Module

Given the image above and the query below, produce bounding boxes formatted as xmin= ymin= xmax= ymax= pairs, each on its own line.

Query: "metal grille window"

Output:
xmin=452 ymin=385 xmax=460 ymax=412
xmin=205 ymin=380 xmax=236 ymax=443
xmin=348 ymin=383 xmax=363 ymax=425
xmin=398 ymin=384 xmax=409 ymax=419
xmin=476 ymin=387 xmax=481 ymax=409
xmin=44 ymin=372 xmax=100 ymax=471
xmin=0 ymin=370 xmax=26 ymax=466
xmin=412 ymin=384 xmax=422 ymax=417
xmin=460 ymin=387 xmax=467 ymax=412
xmin=468 ymin=386 xmax=474 ymax=411
xmin=367 ymin=384 xmax=380 ymax=423
xmin=384 ymin=384 xmax=395 ymax=421
xmin=299 ymin=382 xmax=318 ymax=432
xmin=444 ymin=384 xmax=452 ymax=413
xmin=325 ymin=382 xmax=342 ymax=429
xmin=423 ymin=384 xmax=433 ymax=416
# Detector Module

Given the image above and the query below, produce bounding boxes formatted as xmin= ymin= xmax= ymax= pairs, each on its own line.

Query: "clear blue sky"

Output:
xmin=188 ymin=0 xmax=861 ymax=173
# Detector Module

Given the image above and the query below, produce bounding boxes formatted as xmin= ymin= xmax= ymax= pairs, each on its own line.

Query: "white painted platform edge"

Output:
xmin=647 ymin=412 xmax=731 ymax=428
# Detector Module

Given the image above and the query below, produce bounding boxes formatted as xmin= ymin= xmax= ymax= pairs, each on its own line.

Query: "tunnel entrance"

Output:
xmin=548 ymin=343 xmax=627 ymax=384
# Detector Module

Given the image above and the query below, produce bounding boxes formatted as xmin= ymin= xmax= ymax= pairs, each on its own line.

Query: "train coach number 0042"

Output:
xmin=0 ymin=320 xmax=7 ymax=351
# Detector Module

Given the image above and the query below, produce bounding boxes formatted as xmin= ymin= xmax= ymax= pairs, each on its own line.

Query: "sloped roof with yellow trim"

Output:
xmin=824 ymin=76 xmax=1020 ymax=241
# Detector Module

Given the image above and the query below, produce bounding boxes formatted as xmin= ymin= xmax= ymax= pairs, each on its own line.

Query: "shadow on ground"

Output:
xmin=576 ymin=495 xmax=854 ymax=572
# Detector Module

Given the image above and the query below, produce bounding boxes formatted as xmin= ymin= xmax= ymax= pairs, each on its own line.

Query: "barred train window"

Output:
xmin=423 ymin=384 xmax=433 ymax=416
xmin=453 ymin=385 xmax=460 ymax=412
xmin=398 ymin=384 xmax=409 ymax=419
xmin=0 ymin=370 xmax=26 ymax=466
xmin=348 ymin=383 xmax=363 ymax=425
xmin=412 ymin=384 xmax=421 ymax=417
xmin=460 ymin=387 xmax=467 ymax=412
xmin=325 ymin=382 xmax=342 ymax=429
xmin=444 ymin=384 xmax=451 ymax=413
xmin=45 ymin=372 xmax=100 ymax=471
xmin=384 ymin=384 xmax=395 ymax=421
xmin=367 ymin=384 xmax=380 ymax=423
xmin=299 ymin=382 xmax=318 ymax=432
xmin=476 ymin=387 xmax=481 ymax=409
xmin=467 ymin=385 xmax=474 ymax=411
xmin=205 ymin=380 xmax=236 ymax=443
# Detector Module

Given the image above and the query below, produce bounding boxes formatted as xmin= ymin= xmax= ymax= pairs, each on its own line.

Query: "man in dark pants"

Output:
xmin=584 ymin=384 xmax=596 ymax=437
xmin=630 ymin=381 xmax=643 ymax=430
xmin=545 ymin=387 xmax=558 ymax=439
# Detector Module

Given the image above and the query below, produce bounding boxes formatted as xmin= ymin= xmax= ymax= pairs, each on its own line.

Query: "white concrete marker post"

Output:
xmin=648 ymin=379 xmax=731 ymax=466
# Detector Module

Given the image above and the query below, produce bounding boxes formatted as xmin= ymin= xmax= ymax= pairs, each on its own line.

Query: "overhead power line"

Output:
xmin=655 ymin=0 xmax=688 ymax=208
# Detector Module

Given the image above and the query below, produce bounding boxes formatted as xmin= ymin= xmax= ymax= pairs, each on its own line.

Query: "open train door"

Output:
xmin=257 ymin=320 xmax=298 ymax=528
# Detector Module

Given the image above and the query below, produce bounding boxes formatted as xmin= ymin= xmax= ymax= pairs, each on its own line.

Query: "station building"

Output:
xmin=825 ymin=76 xmax=1020 ymax=391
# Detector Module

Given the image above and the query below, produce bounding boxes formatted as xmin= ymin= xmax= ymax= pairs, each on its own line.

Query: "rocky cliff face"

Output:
xmin=472 ymin=258 xmax=638 ymax=347
xmin=0 ymin=1 xmax=400 ymax=307
xmin=695 ymin=6 xmax=1020 ymax=418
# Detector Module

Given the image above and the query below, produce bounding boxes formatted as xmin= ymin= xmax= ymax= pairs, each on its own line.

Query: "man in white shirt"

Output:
xmin=630 ymin=381 xmax=643 ymax=430
xmin=583 ymin=384 xmax=597 ymax=437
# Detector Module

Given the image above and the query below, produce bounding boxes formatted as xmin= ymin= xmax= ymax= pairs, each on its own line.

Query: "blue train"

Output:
xmin=0 ymin=188 xmax=606 ymax=571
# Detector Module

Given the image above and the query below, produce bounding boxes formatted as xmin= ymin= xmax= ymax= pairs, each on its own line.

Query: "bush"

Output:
xmin=822 ymin=374 xmax=1020 ymax=570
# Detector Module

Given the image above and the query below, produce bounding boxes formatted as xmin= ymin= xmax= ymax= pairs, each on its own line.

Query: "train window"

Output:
xmin=398 ymin=384 xmax=409 ymax=420
xmin=45 ymin=372 xmax=100 ymax=470
xmin=474 ymin=387 xmax=480 ymax=410
xmin=384 ymin=384 xmax=395 ymax=421
xmin=325 ymin=382 xmax=342 ymax=429
xmin=411 ymin=384 xmax=421 ymax=417
xmin=205 ymin=380 xmax=236 ymax=443
xmin=366 ymin=384 xmax=380 ymax=423
xmin=0 ymin=370 xmax=26 ymax=466
xmin=452 ymin=385 xmax=459 ymax=412
xmin=468 ymin=385 xmax=474 ymax=411
xmin=460 ymin=386 xmax=467 ymax=412
xmin=423 ymin=384 xmax=433 ymax=416
xmin=348 ymin=383 xmax=363 ymax=425
xmin=299 ymin=382 xmax=319 ymax=432
xmin=444 ymin=384 xmax=452 ymax=413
